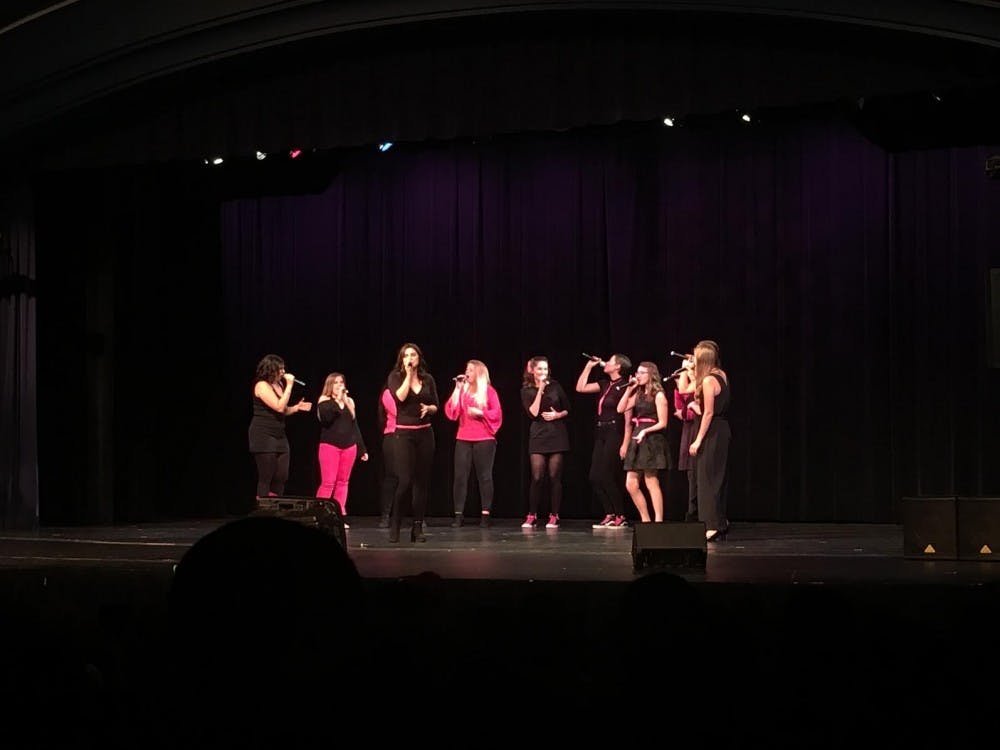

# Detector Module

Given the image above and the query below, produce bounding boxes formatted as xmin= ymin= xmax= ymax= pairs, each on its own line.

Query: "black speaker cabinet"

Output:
xmin=957 ymin=496 xmax=1000 ymax=561
xmin=902 ymin=496 xmax=957 ymax=560
xmin=252 ymin=496 xmax=346 ymax=548
xmin=631 ymin=522 xmax=707 ymax=571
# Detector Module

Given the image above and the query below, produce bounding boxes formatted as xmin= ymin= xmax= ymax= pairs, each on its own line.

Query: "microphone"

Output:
xmin=452 ymin=375 xmax=467 ymax=382
xmin=582 ymin=352 xmax=605 ymax=366
xmin=293 ymin=378 xmax=306 ymax=387
xmin=669 ymin=351 xmax=688 ymax=359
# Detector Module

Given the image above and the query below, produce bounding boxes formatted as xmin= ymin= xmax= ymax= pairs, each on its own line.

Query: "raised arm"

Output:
xmin=576 ymin=359 xmax=601 ymax=394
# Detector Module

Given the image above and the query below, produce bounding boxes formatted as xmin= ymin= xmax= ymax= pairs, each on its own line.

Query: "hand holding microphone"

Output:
xmin=452 ymin=374 xmax=467 ymax=383
xmin=284 ymin=372 xmax=306 ymax=387
xmin=582 ymin=352 xmax=605 ymax=367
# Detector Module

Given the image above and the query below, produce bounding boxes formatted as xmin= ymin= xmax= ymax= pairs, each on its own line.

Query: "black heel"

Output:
xmin=411 ymin=521 xmax=426 ymax=543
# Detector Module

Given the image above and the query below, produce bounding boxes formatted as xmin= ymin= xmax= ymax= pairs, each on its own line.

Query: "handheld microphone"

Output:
xmin=293 ymin=378 xmax=306 ymax=387
xmin=669 ymin=351 xmax=688 ymax=359
xmin=582 ymin=352 xmax=605 ymax=366
xmin=452 ymin=375 xmax=467 ymax=382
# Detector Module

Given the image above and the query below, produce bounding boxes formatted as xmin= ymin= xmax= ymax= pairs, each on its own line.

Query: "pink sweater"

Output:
xmin=444 ymin=385 xmax=502 ymax=441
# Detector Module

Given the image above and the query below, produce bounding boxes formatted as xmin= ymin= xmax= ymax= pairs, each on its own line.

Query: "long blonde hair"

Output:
xmin=693 ymin=341 xmax=722 ymax=401
xmin=466 ymin=360 xmax=490 ymax=408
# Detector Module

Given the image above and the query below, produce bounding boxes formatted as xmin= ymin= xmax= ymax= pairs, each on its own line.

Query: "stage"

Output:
xmin=2 ymin=518 xmax=998 ymax=585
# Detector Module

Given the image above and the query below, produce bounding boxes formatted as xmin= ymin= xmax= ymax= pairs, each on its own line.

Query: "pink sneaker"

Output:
xmin=545 ymin=514 xmax=560 ymax=529
xmin=521 ymin=513 xmax=537 ymax=528
xmin=607 ymin=515 xmax=628 ymax=529
xmin=592 ymin=514 xmax=615 ymax=529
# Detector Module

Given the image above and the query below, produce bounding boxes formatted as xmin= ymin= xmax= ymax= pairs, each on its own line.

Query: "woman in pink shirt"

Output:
xmin=444 ymin=359 xmax=503 ymax=527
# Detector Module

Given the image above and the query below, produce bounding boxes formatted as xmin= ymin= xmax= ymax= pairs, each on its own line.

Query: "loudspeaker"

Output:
xmin=631 ymin=522 xmax=707 ymax=571
xmin=902 ymin=496 xmax=957 ymax=560
xmin=957 ymin=496 xmax=1000 ymax=561
xmin=252 ymin=496 xmax=346 ymax=549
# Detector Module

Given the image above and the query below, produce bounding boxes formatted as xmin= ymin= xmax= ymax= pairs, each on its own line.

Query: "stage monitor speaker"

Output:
xmin=957 ymin=496 xmax=1000 ymax=561
xmin=252 ymin=496 xmax=346 ymax=549
xmin=631 ymin=522 xmax=707 ymax=571
xmin=902 ymin=496 xmax=957 ymax=560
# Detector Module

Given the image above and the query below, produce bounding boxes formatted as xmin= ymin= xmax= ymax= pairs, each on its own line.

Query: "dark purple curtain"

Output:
xmin=214 ymin=116 xmax=1000 ymax=523
xmin=33 ymin=116 xmax=1000 ymax=524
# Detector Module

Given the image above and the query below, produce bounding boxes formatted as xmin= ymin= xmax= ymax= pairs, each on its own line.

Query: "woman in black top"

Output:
xmin=617 ymin=361 xmax=670 ymax=523
xmin=248 ymin=354 xmax=312 ymax=499
xmin=315 ymin=372 xmax=368 ymax=526
xmin=688 ymin=341 xmax=731 ymax=542
xmin=520 ymin=356 xmax=570 ymax=529
xmin=383 ymin=343 xmax=439 ymax=543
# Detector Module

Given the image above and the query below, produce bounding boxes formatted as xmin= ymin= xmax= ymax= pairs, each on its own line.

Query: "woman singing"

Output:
xmin=248 ymin=354 xmax=312 ymax=499
xmin=688 ymin=341 xmax=731 ymax=541
xmin=315 ymin=372 xmax=368 ymax=527
xmin=617 ymin=361 xmax=671 ymax=523
xmin=445 ymin=359 xmax=503 ymax=527
xmin=382 ymin=343 xmax=439 ymax=543
xmin=520 ymin=356 xmax=570 ymax=529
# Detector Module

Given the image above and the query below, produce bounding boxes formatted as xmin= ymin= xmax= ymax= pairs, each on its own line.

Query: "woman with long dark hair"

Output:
xmin=617 ymin=361 xmax=670 ymax=523
xmin=381 ymin=343 xmax=439 ymax=543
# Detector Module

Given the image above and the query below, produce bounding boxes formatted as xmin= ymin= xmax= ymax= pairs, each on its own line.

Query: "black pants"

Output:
xmin=589 ymin=426 xmax=627 ymax=516
xmin=695 ymin=420 xmax=731 ymax=530
xmin=254 ymin=452 xmax=289 ymax=498
xmin=453 ymin=439 xmax=497 ymax=514
xmin=384 ymin=428 xmax=435 ymax=523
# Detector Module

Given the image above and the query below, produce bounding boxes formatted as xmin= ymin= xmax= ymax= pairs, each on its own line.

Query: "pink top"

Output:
xmin=673 ymin=390 xmax=697 ymax=422
xmin=444 ymin=385 xmax=503 ymax=441
xmin=381 ymin=388 xmax=398 ymax=434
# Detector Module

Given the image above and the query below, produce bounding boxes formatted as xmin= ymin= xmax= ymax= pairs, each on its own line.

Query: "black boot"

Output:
xmin=451 ymin=513 xmax=464 ymax=528
xmin=411 ymin=521 xmax=426 ymax=543
xmin=389 ymin=513 xmax=401 ymax=543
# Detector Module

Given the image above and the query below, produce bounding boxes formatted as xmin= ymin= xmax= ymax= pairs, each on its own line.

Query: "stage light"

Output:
xmin=203 ymin=156 xmax=224 ymax=166
xmin=931 ymin=93 xmax=942 ymax=102
xmin=378 ymin=142 xmax=393 ymax=152
xmin=256 ymin=150 xmax=267 ymax=160
xmin=289 ymin=148 xmax=302 ymax=159
xmin=741 ymin=112 xmax=752 ymax=123
xmin=663 ymin=117 xmax=675 ymax=127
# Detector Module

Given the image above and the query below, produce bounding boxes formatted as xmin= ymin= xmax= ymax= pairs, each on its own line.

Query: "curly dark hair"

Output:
xmin=254 ymin=354 xmax=285 ymax=384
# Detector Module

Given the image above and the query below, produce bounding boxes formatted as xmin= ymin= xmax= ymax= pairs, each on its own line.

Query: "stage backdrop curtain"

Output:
xmin=0 ymin=189 xmax=39 ymax=530
xmin=214 ymin=116 xmax=998 ymax=523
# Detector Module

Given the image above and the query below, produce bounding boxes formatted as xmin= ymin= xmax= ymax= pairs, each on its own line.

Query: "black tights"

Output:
xmin=254 ymin=452 xmax=289 ymax=498
xmin=528 ymin=452 xmax=564 ymax=517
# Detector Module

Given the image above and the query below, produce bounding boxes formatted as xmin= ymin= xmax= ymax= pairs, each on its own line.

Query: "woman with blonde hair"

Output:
xmin=444 ymin=359 xmax=503 ymax=527
xmin=617 ymin=361 xmax=671 ymax=522
xmin=688 ymin=341 xmax=731 ymax=541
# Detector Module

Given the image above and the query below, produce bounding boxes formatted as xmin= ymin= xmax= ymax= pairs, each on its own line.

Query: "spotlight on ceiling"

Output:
xmin=378 ymin=142 xmax=394 ymax=152
xmin=203 ymin=156 xmax=224 ymax=166
xmin=663 ymin=117 xmax=675 ymax=127
xmin=289 ymin=149 xmax=303 ymax=159
xmin=255 ymin=150 xmax=267 ymax=161
xmin=740 ymin=112 xmax=752 ymax=123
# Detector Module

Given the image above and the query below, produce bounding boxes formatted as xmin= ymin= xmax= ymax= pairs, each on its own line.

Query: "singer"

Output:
xmin=520 ymin=356 xmax=570 ymax=529
xmin=248 ymin=354 xmax=313 ymax=500
xmin=315 ymin=372 xmax=368 ymax=526
xmin=382 ymin=343 xmax=439 ymax=543
xmin=445 ymin=359 xmax=503 ymax=527
xmin=672 ymin=350 xmax=700 ymax=521
xmin=616 ymin=362 xmax=671 ymax=523
xmin=688 ymin=340 xmax=731 ymax=542
xmin=576 ymin=352 xmax=633 ymax=528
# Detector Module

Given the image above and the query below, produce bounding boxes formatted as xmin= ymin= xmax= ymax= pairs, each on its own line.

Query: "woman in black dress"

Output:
xmin=248 ymin=354 xmax=312 ymax=499
xmin=617 ymin=361 xmax=670 ymax=523
xmin=688 ymin=341 xmax=731 ymax=541
xmin=520 ymin=356 xmax=570 ymax=529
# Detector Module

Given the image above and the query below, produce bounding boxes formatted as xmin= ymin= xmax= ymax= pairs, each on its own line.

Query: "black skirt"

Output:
xmin=623 ymin=432 xmax=670 ymax=472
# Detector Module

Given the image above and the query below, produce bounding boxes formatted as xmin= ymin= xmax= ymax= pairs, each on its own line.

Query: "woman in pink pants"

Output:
xmin=315 ymin=372 xmax=368 ymax=527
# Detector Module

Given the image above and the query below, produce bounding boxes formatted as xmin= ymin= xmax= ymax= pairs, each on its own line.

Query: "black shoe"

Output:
xmin=451 ymin=514 xmax=464 ymax=528
xmin=378 ymin=514 xmax=390 ymax=529
xmin=480 ymin=514 xmax=491 ymax=528
xmin=411 ymin=521 xmax=426 ymax=543
xmin=389 ymin=514 xmax=400 ymax=543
